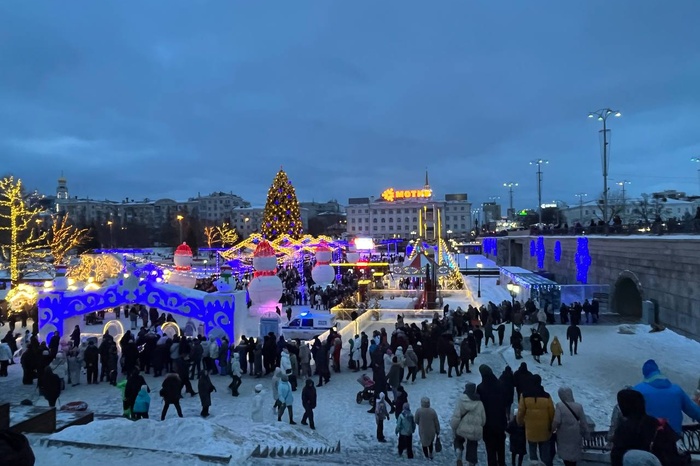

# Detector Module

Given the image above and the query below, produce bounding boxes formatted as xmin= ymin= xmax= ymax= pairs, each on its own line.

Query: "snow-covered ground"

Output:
xmin=3 ymin=276 xmax=700 ymax=465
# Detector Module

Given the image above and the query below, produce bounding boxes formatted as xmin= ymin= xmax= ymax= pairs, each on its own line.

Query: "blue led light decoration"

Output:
xmin=554 ymin=241 xmax=562 ymax=263
xmin=529 ymin=240 xmax=536 ymax=257
xmin=132 ymin=263 xmax=165 ymax=282
xmin=535 ymin=236 xmax=545 ymax=269
xmin=483 ymin=238 xmax=497 ymax=256
xmin=575 ymin=237 xmax=592 ymax=284
xmin=38 ymin=275 xmax=235 ymax=340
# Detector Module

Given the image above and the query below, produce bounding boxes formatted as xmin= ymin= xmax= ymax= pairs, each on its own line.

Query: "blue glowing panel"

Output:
xmin=554 ymin=241 xmax=562 ymax=263
xmin=536 ymin=236 xmax=545 ymax=269
xmin=575 ymin=237 xmax=592 ymax=284
xmin=530 ymin=240 xmax=536 ymax=257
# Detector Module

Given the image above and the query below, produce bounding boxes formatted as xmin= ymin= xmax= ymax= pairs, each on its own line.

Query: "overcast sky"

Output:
xmin=1 ymin=1 xmax=699 ymax=210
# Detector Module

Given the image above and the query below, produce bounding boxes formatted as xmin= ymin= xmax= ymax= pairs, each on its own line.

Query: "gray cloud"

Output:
xmin=1 ymin=0 xmax=700 ymax=209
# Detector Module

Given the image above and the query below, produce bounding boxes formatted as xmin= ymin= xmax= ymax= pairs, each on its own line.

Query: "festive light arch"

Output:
xmin=38 ymin=274 xmax=235 ymax=340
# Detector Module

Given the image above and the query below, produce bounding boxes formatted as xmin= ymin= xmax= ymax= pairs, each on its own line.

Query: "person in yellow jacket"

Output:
xmin=549 ymin=337 xmax=563 ymax=366
xmin=517 ymin=375 xmax=555 ymax=466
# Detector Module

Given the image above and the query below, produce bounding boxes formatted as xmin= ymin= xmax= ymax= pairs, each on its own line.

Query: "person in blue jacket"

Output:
xmin=633 ymin=359 xmax=700 ymax=434
xmin=132 ymin=385 xmax=151 ymax=420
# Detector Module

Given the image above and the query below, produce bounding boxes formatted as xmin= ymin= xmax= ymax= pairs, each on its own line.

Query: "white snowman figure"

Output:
xmin=53 ymin=264 xmax=68 ymax=291
xmin=311 ymin=241 xmax=335 ymax=287
xmin=168 ymin=243 xmax=196 ymax=288
xmin=247 ymin=240 xmax=283 ymax=315
xmin=214 ymin=264 xmax=235 ymax=293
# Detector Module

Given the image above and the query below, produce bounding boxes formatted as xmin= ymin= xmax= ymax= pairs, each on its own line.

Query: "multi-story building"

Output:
xmin=560 ymin=196 xmax=699 ymax=226
xmin=482 ymin=202 xmax=502 ymax=228
xmin=198 ymin=192 xmax=249 ymax=223
xmin=345 ymin=175 xmax=472 ymax=240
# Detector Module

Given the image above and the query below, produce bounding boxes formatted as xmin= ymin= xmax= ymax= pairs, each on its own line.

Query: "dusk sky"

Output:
xmin=1 ymin=1 xmax=699 ymax=210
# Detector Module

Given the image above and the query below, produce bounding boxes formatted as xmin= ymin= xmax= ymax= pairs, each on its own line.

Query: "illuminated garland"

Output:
xmin=529 ymin=240 xmax=536 ymax=257
xmin=536 ymin=236 xmax=545 ymax=269
xmin=554 ymin=241 xmax=562 ymax=262
xmin=575 ymin=237 xmax=592 ymax=284
xmin=260 ymin=169 xmax=303 ymax=240
xmin=483 ymin=237 xmax=498 ymax=256
xmin=67 ymin=254 xmax=122 ymax=283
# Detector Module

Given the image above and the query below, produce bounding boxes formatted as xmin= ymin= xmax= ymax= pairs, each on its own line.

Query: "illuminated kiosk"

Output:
xmin=38 ymin=272 xmax=236 ymax=341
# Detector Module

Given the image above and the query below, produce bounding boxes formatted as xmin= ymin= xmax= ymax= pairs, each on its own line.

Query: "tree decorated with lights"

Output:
xmin=216 ymin=222 xmax=239 ymax=246
xmin=0 ymin=176 xmax=50 ymax=285
xmin=49 ymin=213 xmax=90 ymax=265
xmin=261 ymin=168 xmax=303 ymax=240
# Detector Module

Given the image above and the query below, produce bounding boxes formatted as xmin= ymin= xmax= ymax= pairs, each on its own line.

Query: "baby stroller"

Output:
xmin=356 ymin=374 xmax=375 ymax=404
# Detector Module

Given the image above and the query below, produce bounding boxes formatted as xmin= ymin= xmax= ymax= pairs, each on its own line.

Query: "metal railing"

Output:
xmin=582 ymin=424 xmax=700 ymax=454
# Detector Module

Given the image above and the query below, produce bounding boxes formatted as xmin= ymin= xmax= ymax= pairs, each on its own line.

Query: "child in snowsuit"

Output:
xmin=132 ymin=385 xmax=151 ymax=420
xmin=506 ymin=415 xmax=526 ymax=466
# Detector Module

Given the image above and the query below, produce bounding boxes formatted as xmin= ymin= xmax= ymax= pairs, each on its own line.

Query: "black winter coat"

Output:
xmin=198 ymin=374 xmax=215 ymax=407
xmin=125 ymin=374 xmax=147 ymax=403
xmin=160 ymin=374 xmax=183 ymax=403
xmin=302 ymin=381 xmax=317 ymax=410
xmin=499 ymin=368 xmax=515 ymax=405
xmin=84 ymin=345 xmax=99 ymax=366
xmin=477 ymin=369 xmax=507 ymax=432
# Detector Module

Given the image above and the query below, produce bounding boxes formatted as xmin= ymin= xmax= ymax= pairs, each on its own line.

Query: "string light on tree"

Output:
xmin=0 ymin=176 xmax=51 ymax=285
xmin=261 ymin=168 xmax=303 ymax=240
xmin=49 ymin=213 xmax=90 ymax=265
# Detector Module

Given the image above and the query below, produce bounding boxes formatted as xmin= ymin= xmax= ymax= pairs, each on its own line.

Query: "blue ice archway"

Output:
xmin=38 ymin=275 xmax=235 ymax=340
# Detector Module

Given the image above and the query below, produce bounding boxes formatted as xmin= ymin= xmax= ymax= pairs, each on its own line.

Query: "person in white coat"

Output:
xmin=384 ymin=349 xmax=394 ymax=377
xmin=351 ymin=335 xmax=361 ymax=372
xmin=251 ymin=384 xmax=264 ymax=422
xmin=0 ymin=342 xmax=12 ymax=376
xmin=280 ymin=349 xmax=292 ymax=375
xmin=67 ymin=347 xmax=81 ymax=386
xmin=271 ymin=367 xmax=283 ymax=409
xmin=450 ymin=382 xmax=486 ymax=466
xmin=49 ymin=351 xmax=69 ymax=390
xmin=229 ymin=352 xmax=242 ymax=396
xmin=395 ymin=347 xmax=406 ymax=381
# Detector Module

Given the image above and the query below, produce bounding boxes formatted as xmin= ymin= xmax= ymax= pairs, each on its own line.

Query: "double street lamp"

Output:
xmin=503 ymin=182 xmax=518 ymax=219
xmin=692 ymin=157 xmax=700 ymax=193
xmin=588 ymin=108 xmax=622 ymax=235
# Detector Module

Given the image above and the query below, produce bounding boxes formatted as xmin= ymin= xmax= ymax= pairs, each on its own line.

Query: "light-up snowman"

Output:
xmin=311 ymin=241 xmax=335 ymax=287
xmin=167 ymin=243 xmax=196 ymax=288
xmin=214 ymin=264 xmax=235 ymax=293
xmin=247 ymin=240 xmax=283 ymax=314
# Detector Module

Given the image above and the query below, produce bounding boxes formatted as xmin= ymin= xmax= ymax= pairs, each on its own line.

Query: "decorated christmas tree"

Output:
xmin=261 ymin=168 xmax=303 ymax=240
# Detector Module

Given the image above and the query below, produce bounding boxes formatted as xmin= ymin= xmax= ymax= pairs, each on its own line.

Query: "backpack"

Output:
xmin=650 ymin=419 xmax=691 ymax=466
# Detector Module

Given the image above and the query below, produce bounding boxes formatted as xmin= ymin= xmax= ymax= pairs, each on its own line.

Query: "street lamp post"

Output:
xmin=529 ymin=159 xmax=548 ymax=226
xmin=574 ymin=193 xmax=587 ymax=224
xmin=107 ymin=220 xmax=114 ymax=248
xmin=588 ymin=108 xmax=622 ymax=235
xmin=506 ymin=283 xmax=520 ymax=306
xmin=476 ymin=262 xmax=483 ymax=298
xmin=691 ymin=158 xmax=700 ymax=193
xmin=616 ymin=180 xmax=631 ymax=223
xmin=176 ymin=214 xmax=184 ymax=244
xmin=503 ymin=182 xmax=518 ymax=219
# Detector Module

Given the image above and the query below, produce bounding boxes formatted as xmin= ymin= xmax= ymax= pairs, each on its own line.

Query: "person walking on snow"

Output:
xmin=301 ymin=378 xmax=316 ymax=429
xmin=550 ymin=336 xmax=564 ymax=366
xmin=552 ymin=386 xmax=589 ymax=466
xmin=395 ymin=402 xmax=416 ymax=459
xmin=251 ymin=384 xmax=264 ymax=422
xmin=198 ymin=370 xmax=216 ymax=417
xmin=132 ymin=385 xmax=151 ymax=420
xmin=451 ymin=382 xmax=486 ymax=466
xmin=277 ymin=373 xmax=296 ymax=424
xmin=229 ymin=352 xmax=242 ymax=396
xmin=375 ymin=392 xmax=390 ymax=442
xmin=414 ymin=396 xmax=440 ymax=460
xmin=566 ymin=323 xmax=582 ymax=356
xmin=160 ymin=372 xmax=184 ymax=420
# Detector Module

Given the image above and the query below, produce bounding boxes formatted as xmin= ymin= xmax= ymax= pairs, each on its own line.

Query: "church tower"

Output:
xmin=56 ymin=172 xmax=68 ymax=199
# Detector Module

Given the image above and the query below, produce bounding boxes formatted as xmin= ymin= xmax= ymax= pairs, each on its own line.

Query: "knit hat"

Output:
xmin=281 ymin=374 xmax=289 ymax=382
xmin=642 ymin=359 xmax=661 ymax=380
xmin=254 ymin=384 xmax=263 ymax=392
xmin=464 ymin=382 xmax=480 ymax=401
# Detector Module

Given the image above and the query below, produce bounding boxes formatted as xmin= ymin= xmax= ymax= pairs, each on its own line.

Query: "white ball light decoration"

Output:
xmin=248 ymin=240 xmax=283 ymax=313
xmin=311 ymin=242 xmax=335 ymax=287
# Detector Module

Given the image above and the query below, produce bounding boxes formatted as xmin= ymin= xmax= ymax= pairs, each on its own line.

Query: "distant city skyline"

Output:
xmin=2 ymin=1 xmax=700 ymax=209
